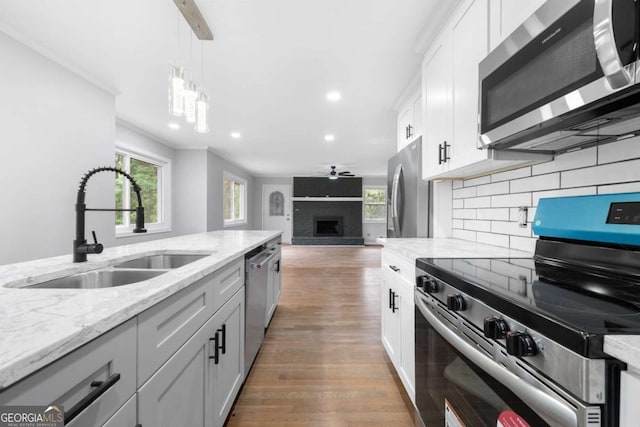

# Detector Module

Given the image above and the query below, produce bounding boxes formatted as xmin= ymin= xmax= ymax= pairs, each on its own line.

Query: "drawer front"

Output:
xmin=102 ymin=394 xmax=137 ymax=427
xmin=0 ymin=319 xmax=136 ymax=427
xmin=212 ymin=257 xmax=244 ymax=313
xmin=138 ymin=274 xmax=215 ymax=386
xmin=381 ymin=248 xmax=416 ymax=287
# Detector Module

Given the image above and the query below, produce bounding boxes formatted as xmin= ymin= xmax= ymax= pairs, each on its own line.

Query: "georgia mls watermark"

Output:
xmin=0 ymin=406 xmax=64 ymax=427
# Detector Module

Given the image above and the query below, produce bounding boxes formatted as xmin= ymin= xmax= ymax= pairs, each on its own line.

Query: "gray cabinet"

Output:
xmin=0 ymin=319 xmax=136 ymax=427
xmin=210 ymin=288 xmax=245 ymax=427
xmin=103 ymin=395 xmax=137 ymax=427
xmin=265 ymin=254 xmax=280 ymax=327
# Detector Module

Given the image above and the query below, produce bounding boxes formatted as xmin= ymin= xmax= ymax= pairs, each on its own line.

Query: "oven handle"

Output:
xmin=593 ymin=0 xmax=632 ymax=89
xmin=415 ymin=294 xmax=578 ymax=427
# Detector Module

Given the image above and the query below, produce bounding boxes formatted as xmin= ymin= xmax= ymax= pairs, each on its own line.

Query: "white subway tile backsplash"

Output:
xmin=463 ymin=220 xmax=491 ymax=232
xmin=510 ymin=236 xmax=536 ymax=253
xmin=532 ymin=187 xmax=596 ymax=206
xmin=598 ymin=182 xmax=640 ymax=194
xmin=491 ymin=167 xmax=531 ymax=182
xmin=477 ymin=208 xmax=510 ymax=221
xmin=464 ymin=196 xmax=491 ymax=208
xmin=464 ymin=175 xmax=491 ymax=187
xmin=476 ymin=232 xmax=509 ymax=248
xmin=491 ymin=221 xmax=532 ymax=237
xmin=453 ymin=186 xmax=476 ymax=199
xmin=598 ymin=137 xmax=640 ymax=164
xmin=491 ymin=193 xmax=532 ymax=208
xmin=453 ymin=180 xmax=464 ymax=189
xmin=532 ymin=147 xmax=596 ymax=175
xmin=452 ymin=229 xmax=476 ymax=241
xmin=452 ymin=199 xmax=464 ymax=209
xmin=477 ymin=181 xmax=509 ymax=196
xmin=562 ymin=159 xmax=640 ymax=188
xmin=452 ymin=219 xmax=464 ymax=229
xmin=452 ymin=209 xmax=476 ymax=219
xmin=510 ymin=173 xmax=560 ymax=193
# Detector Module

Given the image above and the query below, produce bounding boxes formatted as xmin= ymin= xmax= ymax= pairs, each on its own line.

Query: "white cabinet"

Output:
xmin=489 ymin=0 xmax=547 ymax=51
xmin=620 ymin=370 xmax=640 ymax=426
xmin=103 ymin=395 xmax=137 ymax=427
xmin=0 ymin=319 xmax=137 ymax=427
xmin=422 ymin=0 xmax=550 ymax=180
xmin=397 ymin=85 xmax=423 ymax=152
xmin=380 ymin=248 xmax=415 ymax=402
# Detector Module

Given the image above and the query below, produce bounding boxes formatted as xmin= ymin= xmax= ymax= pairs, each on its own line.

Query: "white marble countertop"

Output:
xmin=0 ymin=230 xmax=280 ymax=390
xmin=605 ymin=336 xmax=640 ymax=369
xmin=376 ymin=237 xmax=533 ymax=260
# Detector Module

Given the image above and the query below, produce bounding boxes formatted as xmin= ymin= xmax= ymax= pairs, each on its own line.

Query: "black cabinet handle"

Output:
xmin=443 ymin=141 xmax=450 ymax=163
xmin=391 ymin=291 xmax=399 ymax=313
xmin=388 ymin=288 xmax=393 ymax=309
xmin=135 ymin=425 xmax=142 ymax=427
xmin=275 ymin=260 xmax=281 ymax=273
xmin=438 ymin=143 xmax=444 ymax=165
xmin=209 ymin=333 xmax=220 ymax=364
xmin=407 ymin=124 xmax=413 ymax=138
xmin=217 ymin=324 xmax=226 ymax=355
xmin=64 ymin=373 xmax=120 ymax=424
xmin=388 ymin=265 xmax=400 ymax=273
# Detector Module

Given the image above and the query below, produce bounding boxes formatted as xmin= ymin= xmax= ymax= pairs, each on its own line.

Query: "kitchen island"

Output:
xmin=0 ymin=229 xmax=280 ymax=426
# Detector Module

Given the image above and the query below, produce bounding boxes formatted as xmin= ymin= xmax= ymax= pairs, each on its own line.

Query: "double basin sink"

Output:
xmin=25 ymin=253 xmax=211 ymax=289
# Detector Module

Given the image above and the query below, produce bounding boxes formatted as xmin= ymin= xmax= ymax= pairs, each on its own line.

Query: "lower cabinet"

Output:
xmin=138 ymin=287 xmax=245 ymax=427
xmin=380 ymin=248 xmax=416 ymax=403
xmin=103 ymin=395 xmax=137 ymax=427
xmin=265 ymin=253 xmax=281 ymax=327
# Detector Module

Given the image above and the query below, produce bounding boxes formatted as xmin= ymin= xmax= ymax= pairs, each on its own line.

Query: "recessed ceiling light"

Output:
xmin=326 ymin=91 xmax=341 ymax=102
xmin=324 ymin=134 xmax=335 ymax=141
xmin=231 ymin=132 xmax=241 ymax=139
xmin=168 ymin=122 xmax=180 ymax=130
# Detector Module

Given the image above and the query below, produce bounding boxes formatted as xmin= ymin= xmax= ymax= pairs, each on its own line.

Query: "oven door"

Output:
xmin=414 ymin=291 xmax=598 ymax=427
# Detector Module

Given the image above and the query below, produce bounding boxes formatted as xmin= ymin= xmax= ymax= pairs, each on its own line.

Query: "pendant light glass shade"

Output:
xmin=169 ymin=66 xmax=185 ymax=116
xmin=184 ymin=80 xmax=197 ymax=123
xmin=195 ymin=91 xmax=209 ymax=133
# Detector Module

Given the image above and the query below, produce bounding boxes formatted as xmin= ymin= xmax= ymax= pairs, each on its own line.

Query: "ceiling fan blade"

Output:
xmin=338 ymin=171 xmax=352 ymax=175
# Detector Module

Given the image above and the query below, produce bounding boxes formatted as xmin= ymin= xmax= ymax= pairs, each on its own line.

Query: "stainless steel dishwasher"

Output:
xmin=244 ymin=245 xmax=275 ymax=376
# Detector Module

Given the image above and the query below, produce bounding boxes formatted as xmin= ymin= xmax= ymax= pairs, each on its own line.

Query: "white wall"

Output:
xmin=0 ymin=31 xmax=115 ymax=264
xmin=173 ymin=149 xmax=208 ymax=235
xmin=445 ymin=138 xmax=640 ymax=253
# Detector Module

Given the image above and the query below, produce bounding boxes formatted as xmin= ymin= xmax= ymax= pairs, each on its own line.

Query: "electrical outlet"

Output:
xmin=518 ymin=206 xmax=528 ymax=228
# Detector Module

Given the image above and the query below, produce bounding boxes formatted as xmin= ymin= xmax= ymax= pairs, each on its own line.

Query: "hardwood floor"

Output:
xmin=227 ymin=245 xmax=420 ymax=427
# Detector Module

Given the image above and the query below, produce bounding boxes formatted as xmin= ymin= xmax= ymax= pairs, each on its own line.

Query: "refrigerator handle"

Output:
xmin=391 ymin=164 xmax=403 ymax=236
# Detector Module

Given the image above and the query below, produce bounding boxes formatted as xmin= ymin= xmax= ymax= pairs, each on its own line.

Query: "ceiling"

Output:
xmin=0 ymin=0 xmax=443 ymax=177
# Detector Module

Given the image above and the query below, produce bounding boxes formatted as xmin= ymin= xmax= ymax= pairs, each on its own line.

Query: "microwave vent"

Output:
xmin=569 ymin=118 xmax=615 ymax=132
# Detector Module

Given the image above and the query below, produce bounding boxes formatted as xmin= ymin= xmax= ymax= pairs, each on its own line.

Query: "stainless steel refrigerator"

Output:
xmin=387 ymin=138 xmax=432 ymax=238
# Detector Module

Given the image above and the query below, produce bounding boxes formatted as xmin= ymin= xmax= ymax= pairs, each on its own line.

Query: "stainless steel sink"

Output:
xmin=112 ymin=253 xmax=210 ymax=269
xmin=26 ymin=269 xmax=166 ymax=289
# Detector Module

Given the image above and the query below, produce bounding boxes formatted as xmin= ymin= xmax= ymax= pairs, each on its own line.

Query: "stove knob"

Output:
xmin=417 ymin=276 xmax=439 ymax=293
xmin=483 ymin=317 xmax=509 ymax=339
xmin=446 ymin=294 xmax=466 ymax=311
xmin=506 ymin=331 xmax=538 ymax=357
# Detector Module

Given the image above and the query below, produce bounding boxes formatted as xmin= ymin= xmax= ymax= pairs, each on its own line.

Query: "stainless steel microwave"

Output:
xmin=478 ymin=0 xmax=640 ymax=154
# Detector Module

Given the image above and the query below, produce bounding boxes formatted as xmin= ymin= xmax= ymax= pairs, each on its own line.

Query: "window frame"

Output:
xmin=115 ymin=144 xmax=172 ymax=237
xmin=362 ymin=185 xmax=387 ymax=223
xmin=223 ymin=172 xmax=248 ymax=227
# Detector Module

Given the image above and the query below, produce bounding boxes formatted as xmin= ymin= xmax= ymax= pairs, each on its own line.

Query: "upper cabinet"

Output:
xmin=396 ymin=76 xmax=423 ymax=152
xmin=421 ymin=0 xmax=551 ymax=180
xmin=489 ymin=0 xmax=547 ymax=51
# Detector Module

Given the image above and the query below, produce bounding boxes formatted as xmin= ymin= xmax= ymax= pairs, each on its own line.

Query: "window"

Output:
xmin=224 ymin=173 xmax=247 ymax=226
xmin=115 ymin=146 xmax=171 ymax=235
xmin=363 ymin=186 xmax=386 ymax=222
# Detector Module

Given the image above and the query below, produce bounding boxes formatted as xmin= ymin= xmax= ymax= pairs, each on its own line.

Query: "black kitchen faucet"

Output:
xmin=74 ymin=166 xmax=147 ymax=262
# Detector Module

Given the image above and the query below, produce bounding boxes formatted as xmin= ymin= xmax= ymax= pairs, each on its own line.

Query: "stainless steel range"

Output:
xmin=414 ymin=193 xmax=640 ymax=427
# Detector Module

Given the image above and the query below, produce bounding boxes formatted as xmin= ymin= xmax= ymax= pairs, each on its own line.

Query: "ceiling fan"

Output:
xmin=326 ymin=166 xmax=355 ymax=180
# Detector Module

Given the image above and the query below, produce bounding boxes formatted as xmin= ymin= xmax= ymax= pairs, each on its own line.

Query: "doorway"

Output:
xmin=262 ymin=184 xmax=292 ymax=243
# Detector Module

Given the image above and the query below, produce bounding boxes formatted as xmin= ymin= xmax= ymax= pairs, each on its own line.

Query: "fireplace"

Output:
xmin=314 ymin=216 xmax=343 ymax=237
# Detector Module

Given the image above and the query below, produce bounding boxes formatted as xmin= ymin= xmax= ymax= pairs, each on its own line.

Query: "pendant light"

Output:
xmin=168 ymin=15 xmax=184 ymax=116
xmin=195 ymin=41 xmax=209 ymax=133
xmin=183 ymin=33 xmax=198 ymax=123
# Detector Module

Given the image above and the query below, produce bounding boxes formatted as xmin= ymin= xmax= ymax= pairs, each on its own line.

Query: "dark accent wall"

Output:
xmin=293 ymin=177 xmax=362 ymax=197
xmin=292 ymin=201 xmax=364 ymax=245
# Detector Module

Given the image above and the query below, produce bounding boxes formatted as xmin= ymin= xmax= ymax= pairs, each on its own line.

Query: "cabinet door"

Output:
xmin=489 ymin=0 xmax=547 ymax=51
xmin=103 ymin=395 xmax=137 ymax=427
xmin=412 ymin=94 xmax=423 ymax=141
xmin=210 ymin=288 xmax=245 ymax=427
xmin=381 ymin=270 xmax=402 ymax=368
xmin=422 ymin=32 xmax=453 ymax=180
xmin=138 ymin=316 xmax=214 ymax=427
xmin=398 ymin=283 xmax=415 ymax=403
xmin=449 ymin=0 xmax=489 ymax=171
xmin=265 ymin=256 xmax=279 ymax=327
xmin=397 ymin=106 xmax=413 ymax=151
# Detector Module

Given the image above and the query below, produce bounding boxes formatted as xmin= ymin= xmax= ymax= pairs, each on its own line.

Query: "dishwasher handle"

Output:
xmin=251 ymin=251 xmax=276 ymax=269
